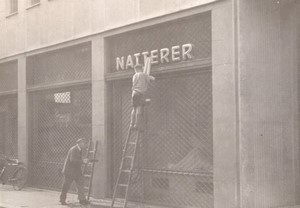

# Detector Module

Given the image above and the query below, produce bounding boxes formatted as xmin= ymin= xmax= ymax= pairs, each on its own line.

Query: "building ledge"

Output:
xmin=26 ymin=2 xmax=40 ymax=10
xmin=6 ymin=12 xmax=18 ymax=18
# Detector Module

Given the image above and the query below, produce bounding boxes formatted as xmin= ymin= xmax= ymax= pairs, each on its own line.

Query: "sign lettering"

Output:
xmin=116 ymin=43 xmax=193 ymax=71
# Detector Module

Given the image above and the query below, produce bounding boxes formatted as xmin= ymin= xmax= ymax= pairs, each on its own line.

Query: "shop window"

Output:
xmin=30 ymin=88 xmax=91 ymax=189
xmin=0 ymin=96 xmax=18 ymax=158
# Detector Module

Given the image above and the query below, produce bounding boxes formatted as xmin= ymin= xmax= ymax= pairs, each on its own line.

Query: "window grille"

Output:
xmin=0 ymin=61 xmax=17 ymax=92
xmin=29 ymin=87 xmax=92 ymax=190
xmin=26 ymin=43 xmax=91 ymax=87
xmin=108 ymin=11 xmax=212 ymax=207
xmin=0 ymin=95 xmax=18 ymax=159
xmin=111 ymin=70 xmax=213 ymax=207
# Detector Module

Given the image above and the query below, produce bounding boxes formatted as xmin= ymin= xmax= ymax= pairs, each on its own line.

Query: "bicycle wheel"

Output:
xmin=12 ymin=166 xmax=28 ymax=190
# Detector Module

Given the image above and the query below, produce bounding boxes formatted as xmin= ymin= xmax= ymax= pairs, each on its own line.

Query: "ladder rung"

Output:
xmin=84 ymin=174 xmax=92 ymax=178
xmin=121 ymin=169 xmax=131 ymax=173
xmin=89 ymin=159 xmax=99 ymax=162
xmin=118 ymin=184 xmax=128 ymax=187
xmin=115 ymin=198 xmax=125 ymax=203
xmin=128 ymin=142 xmax=136 ymax=145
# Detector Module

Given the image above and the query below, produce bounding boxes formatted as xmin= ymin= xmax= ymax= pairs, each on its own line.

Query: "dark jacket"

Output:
xmin=62 ymin=145 xmax=83 ymax=177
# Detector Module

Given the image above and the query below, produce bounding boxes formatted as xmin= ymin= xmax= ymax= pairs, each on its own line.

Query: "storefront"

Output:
xmin=26 ymin=43 xmax=92 ymax=190
xmin=105 ymin=12 xmax=213 ymax=207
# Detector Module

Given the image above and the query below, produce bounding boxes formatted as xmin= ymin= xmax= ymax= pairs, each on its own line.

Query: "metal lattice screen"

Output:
xmin=0 ymin=95 xmax=18 ymax=159
xmin=106 ymin=12 xmax=211 ymax=72
xmin=0 ymin=61 xmax=18 ymax=158
xmin=26 ymin=42 xmax=91 ymax=87
xmin=111 ymin=70 xmax=213 ymax=207
xmin=0 ymin=61 xmax=18 ymax=92
xmin=29 ymin=87 xmax=92 ymax=190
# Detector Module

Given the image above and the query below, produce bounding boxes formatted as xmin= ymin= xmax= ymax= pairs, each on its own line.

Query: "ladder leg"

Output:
xmin=87 ymin=141 xmax=99 ymax=200
xmin=123 ymin=131 xmax=141 ymax=208
xmin=82 ymin=140 xmax=92 ymax=199
xmin=111 ymin=127 xmax=133 ymax=208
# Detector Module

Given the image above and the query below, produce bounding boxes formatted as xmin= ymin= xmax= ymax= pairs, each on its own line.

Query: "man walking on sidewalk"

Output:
xmin=60 ymin=138 xmax=90 ymax=205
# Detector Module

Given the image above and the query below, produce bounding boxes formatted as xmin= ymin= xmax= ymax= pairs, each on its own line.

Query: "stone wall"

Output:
xmin=0 ymin=0 xmax=221 ymax=59
xmin=239 ymin=1 xmax=300 ymax=207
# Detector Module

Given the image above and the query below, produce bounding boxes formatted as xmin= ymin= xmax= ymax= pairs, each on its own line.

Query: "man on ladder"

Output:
xmin=111 ymin=58 xmax=155 ymax=208
xmin=130 ymin=57 xmax=155 ymax=130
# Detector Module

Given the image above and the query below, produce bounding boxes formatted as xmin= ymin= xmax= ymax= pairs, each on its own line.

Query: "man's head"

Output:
xmin=134 ymin=64 xmax=143 ymax=73
xmin=76 ymin=138 xmax=88 ymax=149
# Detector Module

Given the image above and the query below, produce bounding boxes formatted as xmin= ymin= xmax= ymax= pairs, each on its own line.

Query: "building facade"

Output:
xmin=0 ymin=0 xmax=299 ymax=207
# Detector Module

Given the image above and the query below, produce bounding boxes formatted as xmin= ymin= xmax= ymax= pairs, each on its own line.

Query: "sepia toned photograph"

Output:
xmin=0 ymin=0 xmax=299 ymax=207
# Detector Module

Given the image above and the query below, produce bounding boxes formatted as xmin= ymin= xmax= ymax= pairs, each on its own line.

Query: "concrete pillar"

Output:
xmin=18 ymin=56 xmax=28 ymax=165
xmin=91 ymin=37 xmax=107 ymax=199
xmin=238 ymin=0 xmax=300 ymax=207
xmin=212 ymin=1 xmax=238 ymax=207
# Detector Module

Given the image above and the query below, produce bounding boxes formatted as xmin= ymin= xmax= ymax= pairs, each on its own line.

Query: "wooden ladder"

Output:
xmin=83 ymin=140 xmax=99 ymax=200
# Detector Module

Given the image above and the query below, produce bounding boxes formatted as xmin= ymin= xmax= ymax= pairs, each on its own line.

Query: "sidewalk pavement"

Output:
xmin=0 ymin=185 xmax=105 ymax=208
xmin=2 ymin=185 xmax=300 ymax=208
xmin=0 ymin=185 xmax=160 ymax=208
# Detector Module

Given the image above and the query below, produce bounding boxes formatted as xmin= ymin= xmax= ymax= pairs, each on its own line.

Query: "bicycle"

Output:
xmin=0 ymin=156 xmax=28 ymax=190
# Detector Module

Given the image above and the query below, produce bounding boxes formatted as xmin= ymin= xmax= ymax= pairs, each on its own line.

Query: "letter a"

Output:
xmin=126 ymin=55 xmax=134 ymax=70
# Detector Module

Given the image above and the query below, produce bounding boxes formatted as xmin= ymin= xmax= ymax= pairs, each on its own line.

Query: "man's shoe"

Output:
xmin=79 ymin=200 xmax=90 ymax=205
xmin=60 ymin=201 xmax=67 ymax=205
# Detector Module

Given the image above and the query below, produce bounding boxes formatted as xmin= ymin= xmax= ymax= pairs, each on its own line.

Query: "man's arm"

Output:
xmin=132 ymin=73 xmax=138 ymax=88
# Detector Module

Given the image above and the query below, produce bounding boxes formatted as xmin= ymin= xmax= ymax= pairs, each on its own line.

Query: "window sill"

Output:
xmin=26 ymin=2 xmax=40 ymax=10
xmin=6 ymin=12 xmax=18 ymax=18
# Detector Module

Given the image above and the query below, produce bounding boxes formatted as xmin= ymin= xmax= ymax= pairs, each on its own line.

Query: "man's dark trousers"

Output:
xmin=60 ymin=144 xmax=87 ymax=203
xmin=60 ymin=173 xmax=85 ymax=202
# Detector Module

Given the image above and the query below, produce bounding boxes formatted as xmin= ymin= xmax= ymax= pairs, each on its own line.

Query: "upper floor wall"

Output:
xmin=0 ymin=0 xmax=220 ymax=59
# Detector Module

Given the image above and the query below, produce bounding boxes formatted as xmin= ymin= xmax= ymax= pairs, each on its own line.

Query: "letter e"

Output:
xmin=160 ymin=48 xmax=170 ymax=63
xmin=172 ymin=45 xmax=180 ymax=61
